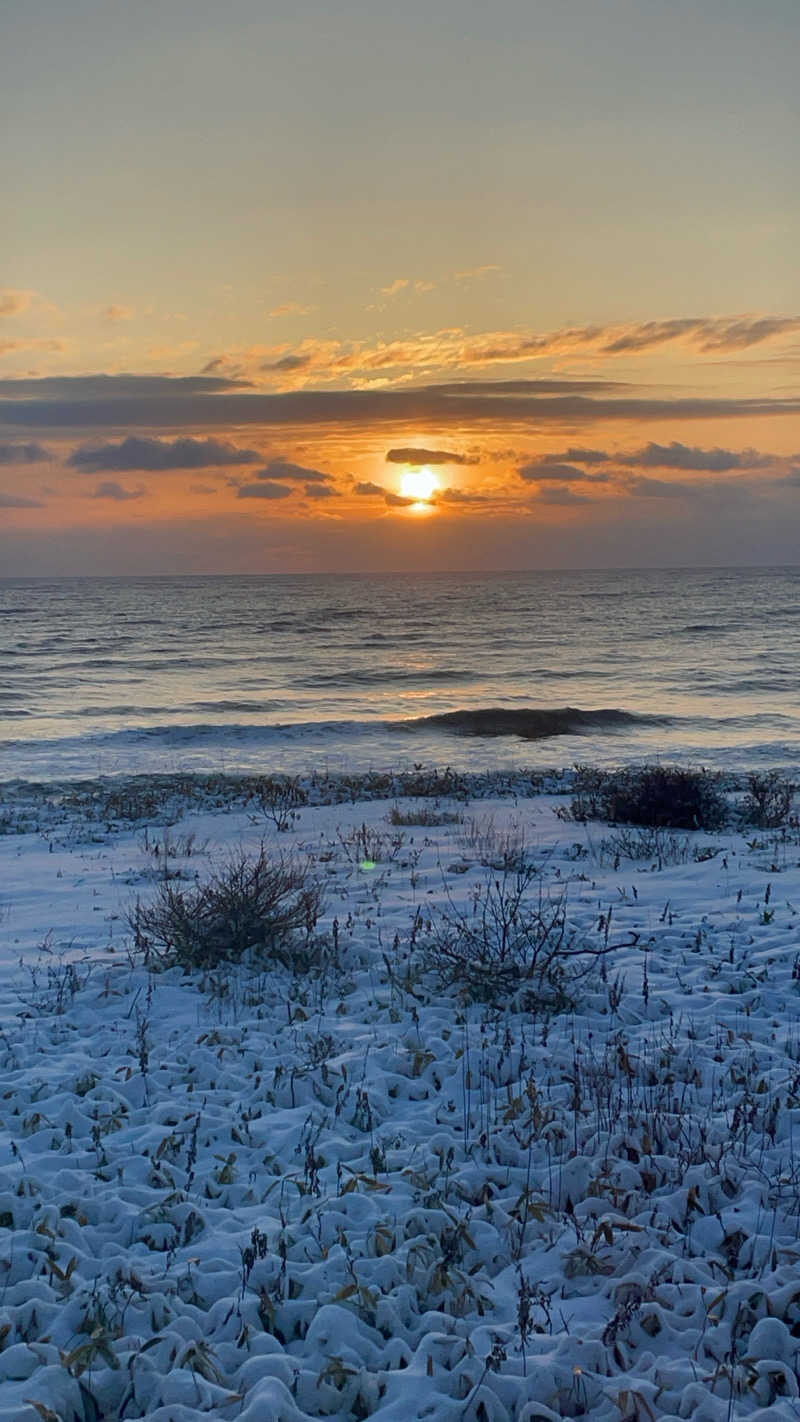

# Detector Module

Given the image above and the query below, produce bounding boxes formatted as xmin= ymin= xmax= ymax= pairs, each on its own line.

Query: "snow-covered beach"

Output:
xmin=1 ymin=768 xmax=799 ymax=1421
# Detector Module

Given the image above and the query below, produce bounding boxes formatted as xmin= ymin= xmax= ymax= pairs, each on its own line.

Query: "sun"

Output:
xmin=400 ymin=466 xmax=438 ymax=502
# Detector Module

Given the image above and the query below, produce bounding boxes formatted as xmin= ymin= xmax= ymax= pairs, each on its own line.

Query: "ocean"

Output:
xmin=1 ymin=566 xmax=798 ymax=784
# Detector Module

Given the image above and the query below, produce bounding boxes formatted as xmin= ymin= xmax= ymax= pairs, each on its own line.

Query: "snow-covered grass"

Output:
xmin=1 ymin=773 xmax=800 ymax=1421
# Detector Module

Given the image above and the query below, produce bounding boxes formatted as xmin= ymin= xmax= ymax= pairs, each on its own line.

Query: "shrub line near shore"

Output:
xmin=0 ymin=761 xmax=781 ymax=838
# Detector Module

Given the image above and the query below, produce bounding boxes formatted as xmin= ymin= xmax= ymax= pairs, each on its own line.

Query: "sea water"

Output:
xmin=1 ymin=566 xmax=797 ymax=783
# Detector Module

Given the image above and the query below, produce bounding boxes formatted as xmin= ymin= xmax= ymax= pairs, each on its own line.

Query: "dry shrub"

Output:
xmin=567 ymin=764 xmax=727 ymax=831
xmin=388 ymin=803 xmax=461 ymax=827
xmin=422 ymin=865 xmax=576 ymax=1008
xmin=132 ymin=847 xmax=323 ymax=971
xmin=253 ymin=775 xmax=308 ymax=831
xmin=742 ymin=771 xmax=794 ymax=829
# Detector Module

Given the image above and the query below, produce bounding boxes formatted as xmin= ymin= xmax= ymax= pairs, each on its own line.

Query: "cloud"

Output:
xmin=262 ymin=353 xmax=314 ymax=373
xmin=380 ymin=279 xmax=410 ymax=297
xmin=385 ymin=446 xmax=478 ymax=466
xmin=535 ymin=446 xmax=611 ymax=465
xmin=688 ymin=317 xmax=800 ymax=353
xmin=624 ymin=474 xmax=755 ymax=503
xmin=398 ymin=379 xmax=624 ymax=395
xmin=189 ymin=482 xmax=217 ymax=495
xmin=600 ymin=319 xmax=708 ymax=355
xmin=3 ymin=374 xmax=799 ymax=436
xmin=625 ymin=475 xmax=693 ymax=499
xmin=0 ymin=441 xmax=50 ymax=464
xmin=384 ymin=491 xmax=417 ymax=507
xmin=619 ymin=441 xmax=773 ymax=472
xmin=600 ymin=315 xmax=800 ymax=355
xmin=518 ymin=461 xmax=608 ymax=483
xmin=0 ymin=337 xmax=66 ymax=357
xmin=304 ymin=483 xmax=339 ymax=499
xmin=89 ymin=481 xmax=145 ymax=501
xmin=354 ymin=481 xmax=386 ymax=496
xmin=101 ymin=305 xmax=135 ymax=322
xmin=256 ymin=458 xmax=332 ymax=484
xmin=0 ymin=491 xmax=44 ymax=508
xmin=432 ymin=486 xmax=488 ymax=504
xmin=269 ymin=301 xmax=313 ymax=318
xmin=236 ymin=481 xmax=293 ymax=499
xmin=0 ymin=374 xmax=248 ymax=400
xmin=0 ymin=289 xmax=35 ymax=318
xmin=69 ymin=436 xmax=263 ymax=472
xmin=534 ymin=487 xmax=593 ymax=505
xmin=202 ymin=313 xmax=800 ymax=391
xmin=529 ymin=441 xmax=780 ymax=473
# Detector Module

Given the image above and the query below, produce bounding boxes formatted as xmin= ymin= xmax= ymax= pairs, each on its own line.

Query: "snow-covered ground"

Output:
xmin=1 ymin=773 xmax=799 ymax=1421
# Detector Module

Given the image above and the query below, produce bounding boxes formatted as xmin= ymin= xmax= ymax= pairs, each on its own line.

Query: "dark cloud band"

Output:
xmin=0 ymin=441 xmax=50 ymax=464
xmin=385 ymin=446 xmax=477 ymax=465
xmin=69 ymin=435 xmax=262 ymax=472
xmin=4 ymin=380 xmax=799 ymax=435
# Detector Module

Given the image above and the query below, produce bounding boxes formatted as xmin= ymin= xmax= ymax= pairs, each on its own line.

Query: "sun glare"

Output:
xmin=400 ymin=466 xmax=438 ymax=502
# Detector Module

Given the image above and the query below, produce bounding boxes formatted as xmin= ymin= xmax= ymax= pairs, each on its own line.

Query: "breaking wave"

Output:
xmin=0 ymin=705 xmax=667 ymax=757
xmin=407 ymin=706 xmax=669 ymax=740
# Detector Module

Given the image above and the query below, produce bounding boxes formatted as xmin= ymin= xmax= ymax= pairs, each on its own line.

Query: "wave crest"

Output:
xmin=408 ymin=706 xmax=668 ymax=740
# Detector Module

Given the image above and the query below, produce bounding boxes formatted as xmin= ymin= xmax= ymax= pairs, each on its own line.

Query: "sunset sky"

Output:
xmin=2 ymin=0 xmax=799 ymax=574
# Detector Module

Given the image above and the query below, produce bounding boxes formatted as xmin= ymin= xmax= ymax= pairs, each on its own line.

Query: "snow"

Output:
xmin=0 ymin=773 xmax=799 ymax=1419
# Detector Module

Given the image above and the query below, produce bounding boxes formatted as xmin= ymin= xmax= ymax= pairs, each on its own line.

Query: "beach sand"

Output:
xmin=0 ymin=771 xmax=798 ymax=1421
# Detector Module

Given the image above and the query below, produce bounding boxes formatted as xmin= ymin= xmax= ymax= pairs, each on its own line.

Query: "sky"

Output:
xmin=1 ymin=0 xmax=799 ymax=574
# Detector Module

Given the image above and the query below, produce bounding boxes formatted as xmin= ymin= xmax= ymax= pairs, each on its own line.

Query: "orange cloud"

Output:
xmin=0 ymin=289 xmax=37 ymax=318
xmin=202 ymin=313 xmax=800 ymax=391
xmin=454 ymin=265 xmax=503 ymax=282
xmin=269 ymin=301 xmax=315 ymax=318
xmin=0 ymin=337 xmax=66 ymax=357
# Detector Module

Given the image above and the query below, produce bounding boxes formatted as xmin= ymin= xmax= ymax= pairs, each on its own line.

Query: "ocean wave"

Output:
xmin=188 ymin=699 xmax=287 ymax=714
xmin=49 ymin=704 xmax=182 ymax=720
xmin=90 ymin=655 xmax=247 ymax=673
xmin=696 ymin=675 xmax=795 ymax=695
xmin=16 ymin=701 xmax=287 ymax=723
xmin=407 ymin=706 xmax=670 ymax=740
xmin=691 ymin=712 xmax=799 ymax=730
xmin=0 ymin=721 xmax=379 ymax=754
xmin=0 ymin=705 xmax=666 ymax=754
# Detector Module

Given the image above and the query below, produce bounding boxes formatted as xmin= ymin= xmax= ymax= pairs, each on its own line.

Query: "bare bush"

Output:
xmin=395 ymin=765 xmax=469 ymax=800
xmin=460 ymin=815 xmax=527 ymax=871
xmin=564 ymin=764 xmax=727 ymax=831
xmin=598 ymin=825 xmax=691 ymax=868
xmin=564 ymin=764 xmax=609 ymax=822
xmin=337 ymin=822 xmax=405 ymax=865
xmin=388 ymin=803 xmax=461 ymax=827
xmin=252 ymin=775 xmax=308 ymax=831
xmin=742 ymin=770 xmax=794 ymax=829
xmin=131 ymin=847 xmax=323 ymax=971
xmin=423 ymin=866 xmax=577 ymax=1007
